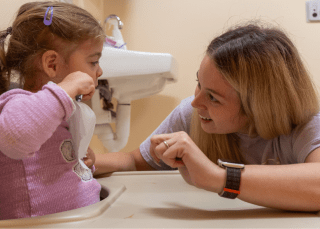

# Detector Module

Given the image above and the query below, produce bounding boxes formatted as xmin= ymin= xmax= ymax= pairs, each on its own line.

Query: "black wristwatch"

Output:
xmin=218 ymin=159 xmax=245 ymax=199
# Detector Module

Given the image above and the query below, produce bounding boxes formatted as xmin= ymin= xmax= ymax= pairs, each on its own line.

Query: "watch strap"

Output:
xmin=219 ymin=167 xmax=241 ymax=199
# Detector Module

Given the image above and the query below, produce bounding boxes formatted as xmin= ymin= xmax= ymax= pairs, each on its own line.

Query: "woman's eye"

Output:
xmin=208 ymin=93 xmax=218 ymax=102
xmin=196 ymin=76 xmax=218 ymax=103
xmin=196 ymin=79 xmax=201 ymax=89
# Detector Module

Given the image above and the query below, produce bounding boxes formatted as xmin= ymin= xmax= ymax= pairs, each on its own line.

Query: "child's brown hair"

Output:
xmin=0 ymin=1 xmax=105 ymax=95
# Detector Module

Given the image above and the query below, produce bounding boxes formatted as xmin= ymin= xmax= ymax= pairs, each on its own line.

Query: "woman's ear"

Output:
xmin=41 ymin=50 xmax=61 ymax=79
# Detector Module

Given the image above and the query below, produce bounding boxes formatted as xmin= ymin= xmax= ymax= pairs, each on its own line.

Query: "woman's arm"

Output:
xmin=94 ymin=148 xmax=155 ymax=176
xmin=150 ymin=131 xmax=320 ymax=212
xmin=93 ymin=97 xmax=195 ymax=175
xmin=238 ymin=149 xmax=320 ymax=211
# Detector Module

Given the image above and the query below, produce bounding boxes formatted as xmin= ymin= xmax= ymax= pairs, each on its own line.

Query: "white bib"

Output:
xmin=68 ymin=101 xmax=96 ymax=160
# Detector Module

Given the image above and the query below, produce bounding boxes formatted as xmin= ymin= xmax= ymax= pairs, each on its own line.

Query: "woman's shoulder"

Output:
xmin=294 ymin=112 xmax=320 ymax=134
xmin=180 ymin=95 xmax=194 ymax=105
xmin=175 ymin=95 xmax=194 ymax=118
xmin=171 ymin=95 xmax=194 ymax=134
xmin=146 ymin=95 xmax=194 ymax=136
xmin=288 ymin=112 xmax=320 ymax=162
xmin=310 ymin=112 xmax=320 ymax=121
xmin=176 ymin=95 xmax=194 ymax=113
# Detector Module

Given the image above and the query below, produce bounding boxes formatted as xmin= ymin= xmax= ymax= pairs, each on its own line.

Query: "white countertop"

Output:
xmin=2 ymin=170 xmax=320 ymax=228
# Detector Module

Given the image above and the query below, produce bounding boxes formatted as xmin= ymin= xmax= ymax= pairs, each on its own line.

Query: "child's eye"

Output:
xmin=91 ymin=61 xmax=99 ymax=66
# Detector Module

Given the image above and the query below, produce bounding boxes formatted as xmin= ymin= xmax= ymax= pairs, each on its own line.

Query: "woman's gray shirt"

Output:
xmin=140 ymin=96 xmax=320 ymax=169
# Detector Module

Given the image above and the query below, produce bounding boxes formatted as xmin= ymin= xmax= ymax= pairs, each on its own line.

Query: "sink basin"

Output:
xmin=100 ymin=46 xmax=176 ymax=79
xmin=98 ymin=46 xmax=177 ymax=102
xmin=0 ymin=180 xmax=126 ymax=228
xmin=91 ymin=46 xmax=178 ymax=152
xmin=2 ymin=171 xmax=319 ymax=228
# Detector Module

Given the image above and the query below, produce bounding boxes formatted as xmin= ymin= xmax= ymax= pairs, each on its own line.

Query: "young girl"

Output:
xmin=95 ymin=23 xmax=320 ymax=212
xmin=0 ymin=1 xmax=105 ymax=220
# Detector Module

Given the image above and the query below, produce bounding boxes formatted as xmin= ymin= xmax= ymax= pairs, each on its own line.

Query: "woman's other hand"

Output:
xmin=149 ymin=131 xmax=225 ymax=193
xmin=83 ymin=146 xmax=96 ymax=169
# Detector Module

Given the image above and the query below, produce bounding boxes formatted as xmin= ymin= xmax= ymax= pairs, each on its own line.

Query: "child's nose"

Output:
xmin=97 ymin=66 xmax=103 ymax=78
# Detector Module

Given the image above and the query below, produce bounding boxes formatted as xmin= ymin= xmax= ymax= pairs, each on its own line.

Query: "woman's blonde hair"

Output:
xmin=190 ymin=23 xmax=320 ymax=164
xmin=0 ymin=1 xmax=105 ymax=94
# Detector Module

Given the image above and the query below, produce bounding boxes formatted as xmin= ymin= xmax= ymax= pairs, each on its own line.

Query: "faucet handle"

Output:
xmin=104 ymin=14 xmax=123 ymax=30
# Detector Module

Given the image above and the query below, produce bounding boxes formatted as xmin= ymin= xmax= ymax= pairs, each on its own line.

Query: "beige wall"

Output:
xmin=98 ymin=0 xmax=320 ymax=154
xmin=2 ymin=0 xmax=320 ymax=154
xmin=0 ymin=0 xmax=40 ymax=29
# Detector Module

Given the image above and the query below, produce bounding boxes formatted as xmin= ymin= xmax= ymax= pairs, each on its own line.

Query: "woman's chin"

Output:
xmin=200 ymin=122 xmax=215 ymax=134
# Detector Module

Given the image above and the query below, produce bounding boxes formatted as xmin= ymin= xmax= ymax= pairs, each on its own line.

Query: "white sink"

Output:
xmin=1 ymin=171 xmax=319 ymax=228
xmin=98 ymin=46 xmax=177 ymax=102
xmin=91 ymin=46 xmax=178 ymax=152
xmin=0 ymin=180 xmax=126 ymax=228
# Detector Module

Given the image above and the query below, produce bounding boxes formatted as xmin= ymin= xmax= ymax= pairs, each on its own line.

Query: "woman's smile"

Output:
xmin=198 ymin=113 xmax=213 ymax=122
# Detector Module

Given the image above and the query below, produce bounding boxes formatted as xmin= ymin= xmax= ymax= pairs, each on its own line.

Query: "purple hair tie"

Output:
xmin=44 ymin=6 xmax=53 ymax=26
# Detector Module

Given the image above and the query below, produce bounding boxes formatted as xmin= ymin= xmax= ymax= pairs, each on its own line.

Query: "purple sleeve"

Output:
xmin=0 ymin=84 xmax=75 ymax=159
xmin=139 ymin=96 xmax=194 ymax=170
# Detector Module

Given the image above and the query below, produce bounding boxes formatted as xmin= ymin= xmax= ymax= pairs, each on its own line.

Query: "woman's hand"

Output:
xmin=150 ymin=131 xmax=225 ymax=193
xmin=83 ymin=146 xmax=96 ymax=169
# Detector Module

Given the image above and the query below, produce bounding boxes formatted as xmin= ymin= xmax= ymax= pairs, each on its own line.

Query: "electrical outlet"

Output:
xmin=306 ymin=0 xmax=320 ymax=22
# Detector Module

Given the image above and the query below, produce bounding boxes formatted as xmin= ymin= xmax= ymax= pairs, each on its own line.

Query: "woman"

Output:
xmin=95 ymin=23 xmax=320 ymax=212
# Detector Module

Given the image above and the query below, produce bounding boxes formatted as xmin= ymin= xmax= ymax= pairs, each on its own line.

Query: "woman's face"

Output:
xmin=191 ymin=55 xmax=248 ymax=134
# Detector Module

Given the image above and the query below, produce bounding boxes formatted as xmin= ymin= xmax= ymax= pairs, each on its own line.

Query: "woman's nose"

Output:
xmin=191 ymin=87 xmax=206 ymax=110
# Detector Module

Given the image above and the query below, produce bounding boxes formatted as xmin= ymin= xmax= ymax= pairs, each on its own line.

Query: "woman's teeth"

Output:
xmin=199 ymin=114 xmax=212 ymax=121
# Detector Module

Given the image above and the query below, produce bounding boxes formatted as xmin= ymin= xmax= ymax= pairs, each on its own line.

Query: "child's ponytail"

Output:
xmin=0 ymin=27 xmax=12 ymax=95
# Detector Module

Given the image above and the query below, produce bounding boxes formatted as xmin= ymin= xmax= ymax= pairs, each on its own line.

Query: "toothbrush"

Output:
xmin=75 ymin=95 xmax=83 ymax=102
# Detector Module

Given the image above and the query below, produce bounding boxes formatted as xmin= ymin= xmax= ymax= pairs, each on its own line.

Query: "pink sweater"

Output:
xmin=0 ymin=84 xmax=101 ymax=220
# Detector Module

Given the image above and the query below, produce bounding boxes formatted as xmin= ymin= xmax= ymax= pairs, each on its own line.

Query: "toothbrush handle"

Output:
xmin=75 ymin=94 xmax=83 ymax=102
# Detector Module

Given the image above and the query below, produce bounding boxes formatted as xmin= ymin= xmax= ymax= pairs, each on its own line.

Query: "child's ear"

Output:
xmin=41 ymin=50 xmax=61 ymax=78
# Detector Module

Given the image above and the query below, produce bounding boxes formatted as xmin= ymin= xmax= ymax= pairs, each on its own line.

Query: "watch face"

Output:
xmin=218 ymin=159 xmax=245 ymax=169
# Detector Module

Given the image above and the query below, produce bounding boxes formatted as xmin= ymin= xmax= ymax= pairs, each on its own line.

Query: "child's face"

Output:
xmin=191 ymin=55 xmax=248 ymax=134
xmin=60 ymin=39 xmax=104 ymax=88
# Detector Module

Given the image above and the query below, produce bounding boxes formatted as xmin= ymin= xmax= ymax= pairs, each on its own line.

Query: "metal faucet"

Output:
xmin=104 ymin=14 xmax=123 ymax=29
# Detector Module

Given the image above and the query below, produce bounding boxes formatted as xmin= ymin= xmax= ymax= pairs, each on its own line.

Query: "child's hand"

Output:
xmin=83 ymin=147 xmax=96 ymax=169
xmin=58 ymin=71 xmax=96 ymax=101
